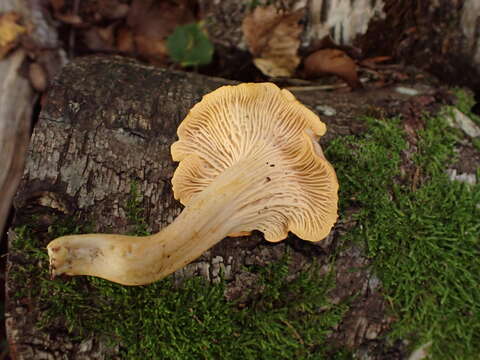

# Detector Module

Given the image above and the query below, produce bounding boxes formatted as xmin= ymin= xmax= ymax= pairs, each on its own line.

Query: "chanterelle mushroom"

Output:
xmin=47 ymin=83 xmax=338 ymax=286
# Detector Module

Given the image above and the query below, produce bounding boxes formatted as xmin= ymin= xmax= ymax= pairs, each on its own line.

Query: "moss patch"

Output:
xmin=9 ymin=100 xmax=480 ymax=359
xmin=125 ymin=181 xmax=149 ymax=236
xmin=326 ymin=114 xmax=480 ymax=359
xmin=452 ymin=88 xmax=480 ymax=126
xmin=11 ymin=204 xmax=349 ymax=359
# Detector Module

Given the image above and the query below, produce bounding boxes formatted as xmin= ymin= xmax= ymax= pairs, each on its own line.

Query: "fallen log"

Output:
xmin=6 ymin=55 xmax=456 ymax=359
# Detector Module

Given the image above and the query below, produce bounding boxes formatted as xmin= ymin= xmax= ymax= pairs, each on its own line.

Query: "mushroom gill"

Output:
xmin=47 ymin=83 xmax=338 ymax=286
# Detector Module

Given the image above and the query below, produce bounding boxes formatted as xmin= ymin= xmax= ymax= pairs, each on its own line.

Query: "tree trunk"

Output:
xmin=200 ymin=0 xmax=480 ymax=94
xmin=6 ymin=56 xmax=449 ymax=359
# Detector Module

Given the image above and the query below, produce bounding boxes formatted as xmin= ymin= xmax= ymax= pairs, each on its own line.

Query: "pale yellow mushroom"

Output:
xmin=47 ymin=83 xmax=339 ymax=286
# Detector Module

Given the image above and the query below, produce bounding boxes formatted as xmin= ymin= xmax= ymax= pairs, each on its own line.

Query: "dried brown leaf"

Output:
xmin=83 ymin=24 xmax=116 ymax=51
xmin=29 ymin=62 xmax=48 ymax=92
xmin=128 ymin=0 xmax=194 ymax=38
xmin=242 ymin=6 xmax=303 ymax=77
xmin=127 ymin=0 xmax=194 ymax=63
xmin=49 ymin=0 xmax=65 ymax=13
xmin=97 ymin=0 xmax=129 ymax=20
xmin=0 ymin=12 xmax=26 ymax=59
xmin=304 ymin=49 xmax=361 ymax=89
xmin=254 ymin=57 xmax=298 ymax=78
xmin=360 ymin=55 xmax=392 ymax=69
xmin=54 ymin=12 xmax=83 ymax=26
xmin=242 ymin=5 xmax=282 ymax=57
xmin=134 ymin=34 xmax=168 ymax=64
xmin=116 ymin=26 xmax=134 ymax=53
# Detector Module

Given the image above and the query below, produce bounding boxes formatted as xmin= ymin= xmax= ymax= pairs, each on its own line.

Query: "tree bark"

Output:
xmin=199 ymin=0 xmax=480 ymax=95
xmin=0 ymin=0 xmax=66 ymax=237
xmin=355 ymin=0 xmax=480 ymax=92
xmin=6 ymin=55 xmax=448 ymax=359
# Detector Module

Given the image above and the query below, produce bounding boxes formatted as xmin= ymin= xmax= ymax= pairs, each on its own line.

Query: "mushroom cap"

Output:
xmin=170 ymin=83 xmax=338 ymax=242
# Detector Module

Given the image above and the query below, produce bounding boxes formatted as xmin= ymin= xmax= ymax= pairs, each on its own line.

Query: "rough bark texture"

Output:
xmin=0 ymin=0 xmax=66 ymax=236
xmin=6 ymin=55 xmax=449 ymax=359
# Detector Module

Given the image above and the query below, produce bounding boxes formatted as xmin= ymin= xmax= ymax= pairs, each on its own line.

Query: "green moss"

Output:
xmin=126 ymin=181 xmax=150 ymax=236
xmin=11 ymin=186 xmax=349 ymax=359
xmin=452 ymin=88 xmax=480 ymax=126
xmin=12 ymin=226 xmax=349 ymax=359
xmin=11 ymin=105 xmax=479 ymax=359
xmin=472 ymin=138 xmax=480 ymax=152
xmin=326 ymin=115 xmax=480 ymax=359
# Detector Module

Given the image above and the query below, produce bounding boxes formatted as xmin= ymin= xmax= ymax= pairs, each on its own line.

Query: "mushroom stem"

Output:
xmin=47 ymin=158 xmax=267 ymax=285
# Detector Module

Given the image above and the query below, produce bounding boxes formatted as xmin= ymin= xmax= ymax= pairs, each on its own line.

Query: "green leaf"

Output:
xmin=167 ymin=23 xmax=214 ymax=67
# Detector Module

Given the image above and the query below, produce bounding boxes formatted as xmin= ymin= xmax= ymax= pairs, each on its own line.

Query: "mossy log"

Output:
xmin=6 ymin=56 xmax=448 ymax=359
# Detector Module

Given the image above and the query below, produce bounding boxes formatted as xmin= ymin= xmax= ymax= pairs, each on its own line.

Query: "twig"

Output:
xmin=286 ymin=77 xmax=369 ymax=92
xmin=281 ymin=319 xmax=304 ymax=345
xmin=286 ymin=83 xmax=348 ymax=91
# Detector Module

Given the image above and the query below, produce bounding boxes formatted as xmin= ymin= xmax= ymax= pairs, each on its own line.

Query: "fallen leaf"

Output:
xmin=135 ymin=34 xmax=168 ymax=64
xmin=127 ymin=0 xmax=195 ymax=63
xmin=254 ymin=57 xmax=297 ymax=78
xmin=127 ymin=0 xmax=194 ymax=39
xmin=97 ymin=0 xmax=129 ymax=20
xmin=54 ymin=12 xmax=83 ymax=26
xmin=242 ymin=5 xmax=303 ymax=77
xmin=0 ymin=12 xmax=26 ymax=59
xmin=305 ymin=35 xmax=338 ymax=55
xmin=29 ymin=62 xmax=48 ymax=92
xmin=304 ymin=49 xmax=361 ymax=89
xmin=166 ymin=23 xmax=213 ymax=67
xmin=83 ymin=24 xmax=116 ymax=51
xmin=116 ymin=26 xmax=134 ymax=53
xmin=360 ymin=55 xmax=392 ymax=68
xmin=49 ymin=0 xmax=65 ymax=13
xmin=242 ymin=5 xmax=282 ymax=57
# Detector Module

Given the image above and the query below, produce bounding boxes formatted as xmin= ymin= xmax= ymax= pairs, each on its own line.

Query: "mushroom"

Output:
xmin=47 ymin=83 xmax=338 ymax=285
